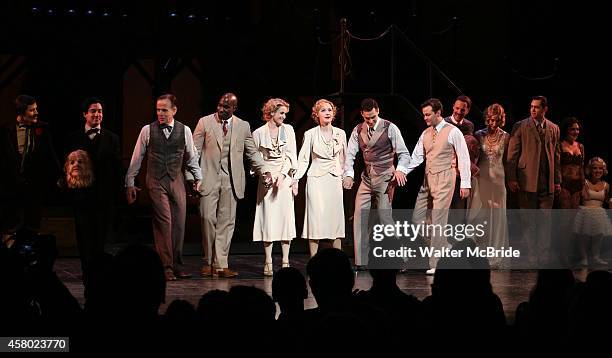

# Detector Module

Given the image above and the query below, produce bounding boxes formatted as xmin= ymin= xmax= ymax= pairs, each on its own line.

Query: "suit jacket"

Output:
xmin=190 ymin=114 xmax=266 ymax=199
xmin=65 ymin=128 xmax=123 ymax=201
xmin=0 ymin=121 xmax=60 ymax=197
xmin=295 ymin=126 xmax=347 ymax=180
xmin=506 ymin=117 xmax=561 ymax=193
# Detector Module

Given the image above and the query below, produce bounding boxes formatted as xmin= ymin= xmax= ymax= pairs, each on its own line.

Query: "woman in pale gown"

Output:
xmin=472 ymin=103 xmax=510 ymax=269
xmin=573 ymin=157 xmax=611 ymax=266
xmin=294 ymin=99 xmax=347 ymax=257
xmin=252 ymin=98 xmax=297 ymax=276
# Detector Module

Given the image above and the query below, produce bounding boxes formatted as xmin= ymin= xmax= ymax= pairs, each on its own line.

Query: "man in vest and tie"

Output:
xmin=125 ymin=94 xmax=202 ymax=281
xmin=404 ymin=98 xmax=471 ymax=275
xmin=343 ymin=98 xmax=412 ymax=270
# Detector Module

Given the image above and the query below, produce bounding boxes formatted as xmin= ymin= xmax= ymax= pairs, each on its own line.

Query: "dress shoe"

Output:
xmin=174 ymin=271 xmax=192 ymax=279
xmin=263 ymin=262 xmax=273 ymax=277
xmin=165 ymin=271 xmax=177 ymax=281
xmin=425 ymin=268 xmax=436 ymax=275
xmin=216 ymin=268 xmax=238 ymax=278
xmin=200 ymin=265 xmax=214 ymax=277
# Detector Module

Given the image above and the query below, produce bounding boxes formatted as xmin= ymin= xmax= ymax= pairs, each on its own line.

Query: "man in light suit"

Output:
xmin=405 ymin=98 xmax=472 ymax=275
xmin=507 ymin=95 xmax=561 ymax=267
xmin=190 ymin=93 xmax=271 ymax=278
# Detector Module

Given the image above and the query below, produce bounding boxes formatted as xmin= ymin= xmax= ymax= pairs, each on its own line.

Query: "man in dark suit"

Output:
xmin=507 ymin=95 xmax=561 ymax=267
xmin=0 ymin=95 xmax=60 ymax=236
xmin=65 ymin=97 xmax=123 ymax=278
xmin=444 ymin=95 xmax=475 ymax=213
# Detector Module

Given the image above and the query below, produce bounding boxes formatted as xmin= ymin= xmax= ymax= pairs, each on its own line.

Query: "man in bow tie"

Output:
xmin=189 ymin=93 xmax=272 ymax=278
xmin=125 ymin=94 xmax=202 ymax=281
xmin=1 ymin=95 xmax=60 ymax=236
xmin=342 ymin=98 xmax=411 ymax=270
xmin=65 ymin=97 xmax=123 ymax=282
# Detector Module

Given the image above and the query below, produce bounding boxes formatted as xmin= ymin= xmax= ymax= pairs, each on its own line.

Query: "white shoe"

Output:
xmin=426 ymin=268 xmax=436 ymax=275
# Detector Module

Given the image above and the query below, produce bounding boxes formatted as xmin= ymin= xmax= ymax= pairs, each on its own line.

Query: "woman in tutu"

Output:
xmin=574 ymin=157 xmax=612 ymax=266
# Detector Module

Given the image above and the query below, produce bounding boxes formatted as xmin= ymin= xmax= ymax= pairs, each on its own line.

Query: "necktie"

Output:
xmin=86 ymin=128 xmax=100 ymax=136
xmin=222 ymin=120 xmax=228 ymax=136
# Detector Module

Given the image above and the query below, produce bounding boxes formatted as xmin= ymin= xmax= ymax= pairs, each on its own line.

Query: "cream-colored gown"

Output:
xmin=252 ymin=123 xmax=297 ymax=242
xmin=295 ymin=126 xmax=347 ymax=240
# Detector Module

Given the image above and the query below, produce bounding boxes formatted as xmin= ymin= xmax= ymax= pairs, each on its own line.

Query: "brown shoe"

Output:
xmin=216 ymin=268 xmax=238 ymax=278
xmin=174 ymin=271 xmax=192 ymax=279
xmin=165 ymin=271 xmax=177 ymax=281
xmin=200 ymin=265 xmax=214 ymax=277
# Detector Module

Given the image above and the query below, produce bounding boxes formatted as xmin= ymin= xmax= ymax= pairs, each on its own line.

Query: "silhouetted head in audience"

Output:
xmin=368 ymin=269 xmax=400 ymax=289
xmin=228 ymin=285 xmax=276 ymax=329
xmin=196 ymin=289 xmax=231 ymax=329
xmin=306 ymin=248 xmax=354 ymax=310
xmin=273 ymin=267 xmax=308 ymax=317
xmin=108 ymin=244 xmax=166 ymax=319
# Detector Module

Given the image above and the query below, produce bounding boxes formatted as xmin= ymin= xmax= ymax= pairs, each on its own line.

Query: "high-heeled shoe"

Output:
xmin=263 ymin=262 xmax=273 ymax=276
xmin=282 ymin=261 xmax=290 ymax=268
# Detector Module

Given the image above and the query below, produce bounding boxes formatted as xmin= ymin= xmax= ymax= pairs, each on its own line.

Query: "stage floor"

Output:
xmin=54 ymin=254 xmax=596 ymax=323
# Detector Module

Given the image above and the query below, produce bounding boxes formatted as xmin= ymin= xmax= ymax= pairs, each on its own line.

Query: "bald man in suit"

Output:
xmin=190 ymin=93 xmax=271 ymax=278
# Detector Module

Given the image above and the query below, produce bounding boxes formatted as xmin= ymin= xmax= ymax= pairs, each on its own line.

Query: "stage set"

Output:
xmin=1 ymin=1 xmax=611 ymax=350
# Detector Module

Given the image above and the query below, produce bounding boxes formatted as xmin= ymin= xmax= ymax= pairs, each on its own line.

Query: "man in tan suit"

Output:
xmin=405 ymin=98 xmax=471 ymax=274
xmin=507 ymin=95 xmax=561 ymax=267
xmin=190 ymin=93 xmax=271 ymax=278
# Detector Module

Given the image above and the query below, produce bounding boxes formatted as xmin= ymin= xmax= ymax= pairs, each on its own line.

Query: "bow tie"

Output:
xmin=86 ymin=128 xmax=100 ymax=135
xmin=18 ymin=123 xmax=32 ymax=129
xmin=160 ymin=124 xmax=173 ymax=131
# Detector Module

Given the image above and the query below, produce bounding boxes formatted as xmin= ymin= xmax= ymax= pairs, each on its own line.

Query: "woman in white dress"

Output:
xmin=471 ymin=103 xmax=510 ymax=269
xmin=574 ymin=157 xmax=611 ymax=266
xmin=252 ymin=98 xmax=298 ymax=276
xmin=294 ymin=99 xmax=347 ymax=257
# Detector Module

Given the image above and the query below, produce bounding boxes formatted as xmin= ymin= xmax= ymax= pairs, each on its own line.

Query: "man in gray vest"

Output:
xmin=125 ymin=94 xmax=202 ymax=281
xmin=405 ymin=98 xmax=471 ymax=275
xmin=343 ymin=98 xmax=411 ymax=270
xmin=190 ymin=93 xmax=271 ymax=278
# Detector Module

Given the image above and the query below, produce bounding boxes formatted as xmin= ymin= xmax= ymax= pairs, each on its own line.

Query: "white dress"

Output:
xmin=295 ymin=126 xmax=347 ymax=240
xmin=252 ymin=124 xmax=297 ymax=242
xmin=574 ymin=180 xmax=612 ymax=237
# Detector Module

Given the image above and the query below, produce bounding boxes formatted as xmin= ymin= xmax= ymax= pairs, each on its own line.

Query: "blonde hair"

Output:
xmin=585 ymin=157 xmax=608 ymax=178
xmin=311 ymin=99 xmax=337 ymax=124
xmin=484 ymin=103 xmax=506 ymax=127
xmin=64 ymin=150 xmax=94 ymax=189
xmin=261 ymin=98 xmax=290 ymax=121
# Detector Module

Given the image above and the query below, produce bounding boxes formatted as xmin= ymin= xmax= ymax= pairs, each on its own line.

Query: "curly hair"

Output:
xmin=585 ymin=157 xmax=608 ymax=178
xmin=261 ymin=98 xmax=290 ymax=121
xmin=311 ymin=99 xmax=337 ymax=124
xmin=64 ymin=150 xmax=94 ymax=189
xmin=484 ymin=103 xmax=506 ymax=128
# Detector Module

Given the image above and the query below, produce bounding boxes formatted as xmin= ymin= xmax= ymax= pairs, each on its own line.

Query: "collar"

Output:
xmin=434 ymin=119 xmax=447 ymax=132
xmin=370 ymin=117 xmax=381 ymax=131
xmin=85 ymin=124 xmax=101 ymax=132
xmin=216 ymin=114 xmax=233 ymax=126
